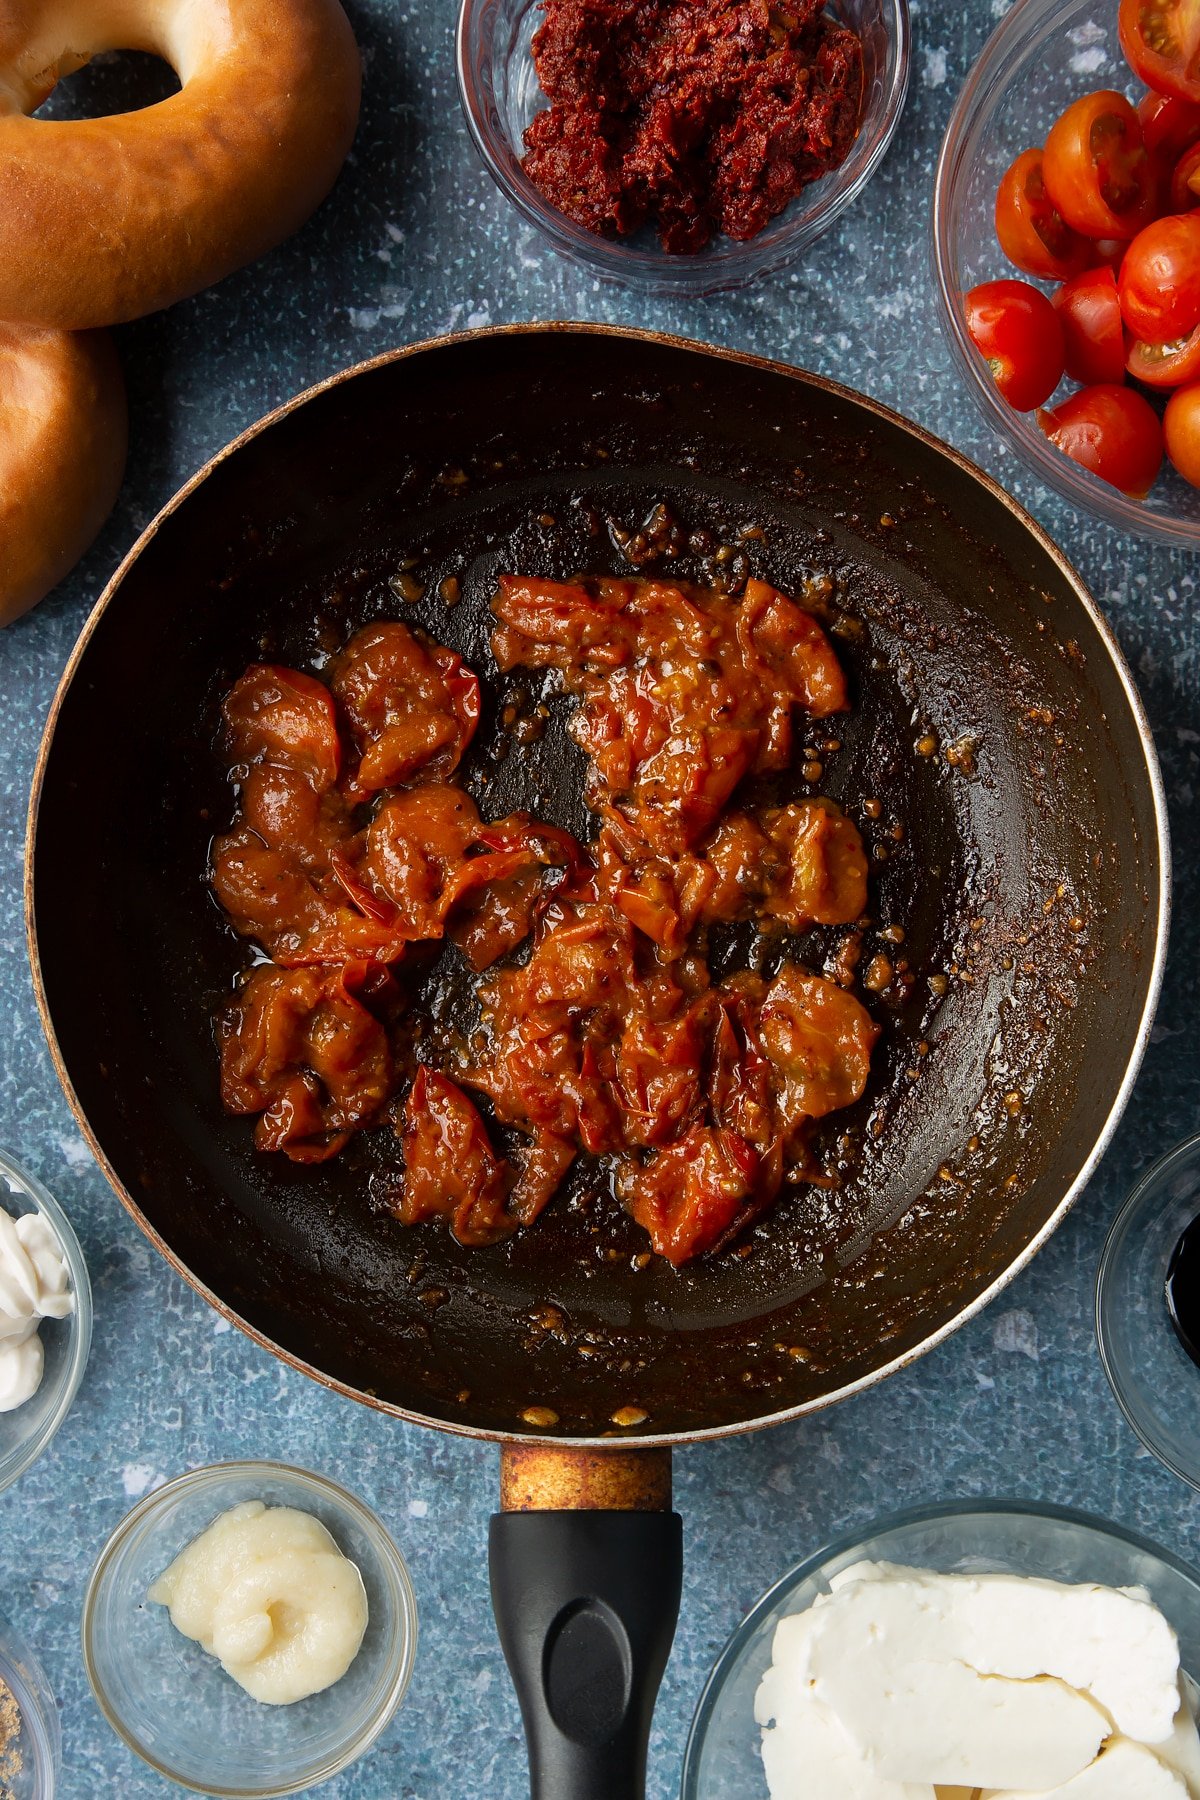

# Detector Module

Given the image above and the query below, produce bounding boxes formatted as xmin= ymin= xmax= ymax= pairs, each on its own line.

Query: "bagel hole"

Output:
xmin=34 ymin=49 xmax=179 ymax=119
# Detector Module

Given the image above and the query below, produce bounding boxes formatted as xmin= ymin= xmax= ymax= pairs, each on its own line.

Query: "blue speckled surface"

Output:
xmin=1 ymin=1 xmax=1198 ymax=1795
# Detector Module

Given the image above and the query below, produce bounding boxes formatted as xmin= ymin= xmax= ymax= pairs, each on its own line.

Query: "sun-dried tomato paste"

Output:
xmin=212 ymin=576 xmax=879 ymax=1265
xmin=521 ymin=0 xmax=863 ymax=253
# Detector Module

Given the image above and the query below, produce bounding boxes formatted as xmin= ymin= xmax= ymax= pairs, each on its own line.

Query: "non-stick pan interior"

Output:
xmin=30 ymin=329 xmax=1165 ymax=1438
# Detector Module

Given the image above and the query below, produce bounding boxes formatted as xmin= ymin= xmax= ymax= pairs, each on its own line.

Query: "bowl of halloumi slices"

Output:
xmin=682 ymin=1500 xmax=1200 ymax=1800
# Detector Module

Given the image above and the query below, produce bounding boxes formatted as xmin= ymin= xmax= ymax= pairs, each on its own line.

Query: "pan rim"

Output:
xmin=24 ymin=322 xmax=1173 ymax=1449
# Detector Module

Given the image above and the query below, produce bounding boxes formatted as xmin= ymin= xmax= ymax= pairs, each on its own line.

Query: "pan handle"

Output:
xmin=490 ymin=1444 xmax=682 ymax=1800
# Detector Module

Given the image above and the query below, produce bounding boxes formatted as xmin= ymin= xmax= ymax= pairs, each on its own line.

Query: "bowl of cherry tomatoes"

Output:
xmin=934 ymin=0 xmax=1200 ymax=543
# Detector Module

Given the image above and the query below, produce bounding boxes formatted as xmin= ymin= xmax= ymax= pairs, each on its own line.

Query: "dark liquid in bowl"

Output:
xmin=1166 ymin=1213 xmax=1200 ymax=1368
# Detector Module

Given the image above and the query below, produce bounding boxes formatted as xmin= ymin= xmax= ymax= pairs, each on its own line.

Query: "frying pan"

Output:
xmin=27 ymin=327 xmax=1168 ymax=1798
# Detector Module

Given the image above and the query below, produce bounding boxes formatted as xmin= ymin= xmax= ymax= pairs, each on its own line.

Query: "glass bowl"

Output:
xmin=0 ymin=1150 xmax=92 ymax=1496
xmin=933 ymin=0 xmax=1200 ymax=547
xmin=681 ymin=1498 xmax=1200 ymax=1799
xmin=82 ymin=1461 xmax=418 ymax=1797
xmin=1098 ymin=1132 xmax=1200 ymax=1493
xmin=0 ymin=1611 xmax=62 ymax=1799
xmin=456 ymin=0 xmax=910 ymax=294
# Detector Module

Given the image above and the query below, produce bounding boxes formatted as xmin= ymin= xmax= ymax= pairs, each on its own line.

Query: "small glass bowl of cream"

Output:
xmin=0 ymin=1149 xmax=92 ymax=1496
xmin=82 ymin=1461 xmax=418 ymax=1797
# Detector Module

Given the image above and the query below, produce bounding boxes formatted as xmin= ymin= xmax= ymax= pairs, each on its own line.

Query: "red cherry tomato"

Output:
xmin=1043 ymin=90 xmax=1159 ymax=239
xmin=1120 ymin=0 xmax=1200 ymax=105
xmin=1163 ymin=379 xmax=1200 ymax=481
xmin=1053 ymin=267 xmax=1127 ymax=383
xmin=1037 ymin=384 xmax=1164 ymax=495
xmin=1138 ymin=90 xmax=1200 ymax=158
xmin=964 ymin=280 xmax=1066 ymax=410
xmin=995 ymin=148 xmax=1092 ymax=280
xmin=1127 ymin=320 xmax=1200 ymax=383
xmin=1118 ymin=212 xmax=1200 ymax=340
xmin=1170 ymin=141 xmax=1200 ymax=208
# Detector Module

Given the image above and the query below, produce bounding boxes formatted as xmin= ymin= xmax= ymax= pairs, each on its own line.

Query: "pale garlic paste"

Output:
xmin=0 ymin=1205 xmax=74 ymax=1413
xmin=148 ymin=1501 xmax=368 ymax=1704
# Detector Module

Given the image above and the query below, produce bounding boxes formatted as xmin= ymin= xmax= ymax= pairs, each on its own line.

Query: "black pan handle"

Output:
xmin=490 ymin=1446 xmax=683 ymax=1800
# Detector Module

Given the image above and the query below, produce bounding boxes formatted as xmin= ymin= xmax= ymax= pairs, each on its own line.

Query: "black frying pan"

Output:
xmin=27 ymin=327 xmax=1168 ymax=1799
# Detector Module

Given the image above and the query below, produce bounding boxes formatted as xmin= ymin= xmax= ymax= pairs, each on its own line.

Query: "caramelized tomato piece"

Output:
xmin=697 ymin=811 xmax=779 ymax=923
xmin=610 ymin=862 xmax=694 ymax=956
xmin=621 ymin=1126 xmax=761 ymax=1266
xmin=758 ymin=964 xmax=879 ymax=1122
xmin=760 ymin=799 xmax=869 ymax=928
xmin=442 ymin=814 xmax=589 ymax=970
xmin=397 ymin=1067 xmax=513 ymax=1246
xmin=219 ymin=965 xmax=391 ymax=1161
xmin=490 ymin=576 xmax=628 ymax=671
xmin=223 ymin=665 xmax=341 ymax=790
xmin=213 ymin=760 xmax=410 ymax=966
xmin=465 ymin=902 xmax=635 ymax=1149
xmin=736 ymin=578 xmax=848 ymax=720
xmin=446 ymin=863 xmax=545 ymax=971
xmin=236 ymin=764 xmax=345 ymax=864
xmin=603 ymin=798 xmax=866 ymax=950
xmin=362 ymin=786 xmax=482 ymax=935
xmin=615 ymin=1000 xmax=711 ymax=1148
xmin=330 ymin=623 xmax=480 ymax=796
xmin=211 ymin=825 xmax=408 ymax=968
xmin=211 ymin=829 xmax=329 ymax=952
xmin=710 ymin=985 xmax=775 ymax=1149
xmin=517 ymin=901 xmax=637 ymax=1012
xmin=508 ymin=1131 xmax=577 ymax=1225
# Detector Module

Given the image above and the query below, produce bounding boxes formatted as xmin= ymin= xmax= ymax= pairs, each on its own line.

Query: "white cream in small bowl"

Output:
xmin=756 ymin=1562 xmax=1200 ymax=1798
xmin=149 ymin=1501 xmax=368 ymax=1705
xmin=0 ymin=1204 xmax=74 ymax=1413
xmin=0 ymin=1151 xmax=91 ymax=1497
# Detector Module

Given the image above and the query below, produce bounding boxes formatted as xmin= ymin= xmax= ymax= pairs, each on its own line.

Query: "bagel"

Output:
xmin=1 ymin=325 xmax=127 ymax=625
xmin=0 ymin=0 xmax=362 ymax=328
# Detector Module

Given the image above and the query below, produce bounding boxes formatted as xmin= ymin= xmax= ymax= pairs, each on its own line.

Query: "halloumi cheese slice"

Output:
xmin=980 ymin=1736 xmax=1189 ymax=1797
xmin=755 ymin=1675 xmax=935 ymax=1800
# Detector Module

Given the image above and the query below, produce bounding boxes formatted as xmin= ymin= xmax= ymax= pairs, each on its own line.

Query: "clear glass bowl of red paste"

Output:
xmin=456 ymin=0 xmax=910 ymax=294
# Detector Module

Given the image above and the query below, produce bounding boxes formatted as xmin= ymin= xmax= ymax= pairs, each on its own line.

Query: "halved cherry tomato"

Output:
xmin=1170 ymin=142 xmax=1200 ymax=208
xmin=1120 ymin=0 xmax=1200 ymax=106
xmin=1043 ymin=90 xmax=1158 ymax=240
xmin=1139 ymin=90 xmax=1200 ymax=158
xmin=995 ymin=148 xmax=1092 ymax=280
xmin=1037 ymin=384 xmax=1164 ymax=495
xmin=1052 ymin=267 xmax=1127 ymax=383
xmin=1163 ymin=379 xmax=1200 ymax=481
xmin=1119 ymin=212 xmax=1200 ymax=339
xmin=964 ymin=280 xmax=1066 ymax=410
xmin=1127 ymin=320 xmax=1200 ymax=382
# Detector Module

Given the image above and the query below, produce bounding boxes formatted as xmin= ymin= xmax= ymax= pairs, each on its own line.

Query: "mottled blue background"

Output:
xmin=1 ymin=0 xmax=1198 ymax=1794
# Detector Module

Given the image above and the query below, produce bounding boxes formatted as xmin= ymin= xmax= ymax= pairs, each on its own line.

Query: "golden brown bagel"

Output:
xmin=1 ymin=325 xmax=127 ymax=625
xmin=0 ymin=0 xmax=362 ymax=328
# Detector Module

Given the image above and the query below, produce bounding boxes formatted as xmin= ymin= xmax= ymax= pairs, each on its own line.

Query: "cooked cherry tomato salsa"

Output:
xmin=212 ymin=575 xmax=879 ymax=1265
xmin=521 ymin=0 xmax=863 ymax=254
